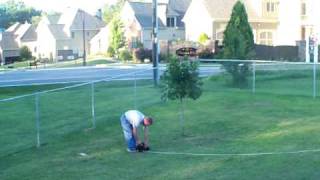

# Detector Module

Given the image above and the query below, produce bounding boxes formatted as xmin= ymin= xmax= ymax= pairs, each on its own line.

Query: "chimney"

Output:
xmin=96 ymin=9 xmax=102 ymax=20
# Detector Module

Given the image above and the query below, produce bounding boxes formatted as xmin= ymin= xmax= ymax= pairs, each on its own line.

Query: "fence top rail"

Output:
xmin=0 ymin=68 xmax=156 ymax=103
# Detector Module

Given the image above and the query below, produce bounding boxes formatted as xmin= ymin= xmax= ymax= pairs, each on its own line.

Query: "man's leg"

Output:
xmin=120 ymin=115 xmax=136 ymax=151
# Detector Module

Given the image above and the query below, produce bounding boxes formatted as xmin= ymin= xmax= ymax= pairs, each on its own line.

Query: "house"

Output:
xmin=120 ymin=0 xmax=191 ymax=50
xmin=36 ymin=8 xmax=105 ymax=61
xmin=183 ymin=0 xmax=320 ymax=46
xmin=89 ymin=25 xmax=109 ymax=55
xmin=0 ymin=22 xmax=37 ymax=64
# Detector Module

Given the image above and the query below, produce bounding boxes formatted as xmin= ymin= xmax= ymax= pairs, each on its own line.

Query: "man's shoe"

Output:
xmin=127 ymin=148 xmax=136 ymax=153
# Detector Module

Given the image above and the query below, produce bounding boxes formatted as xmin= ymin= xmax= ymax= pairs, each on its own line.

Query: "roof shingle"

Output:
xmin=0 ymin=32 xmax=19 ymax=50
xmin=202 ymin=0 xmax=260 ymax=21
xmin=48 ymin=24 xmax=69 ymax=40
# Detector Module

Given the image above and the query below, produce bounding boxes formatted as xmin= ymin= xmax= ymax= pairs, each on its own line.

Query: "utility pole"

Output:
xmin=152 ymin=0 xmax=159 ymax=86
xmin=82 ymin=10 xmax=87 ymax=66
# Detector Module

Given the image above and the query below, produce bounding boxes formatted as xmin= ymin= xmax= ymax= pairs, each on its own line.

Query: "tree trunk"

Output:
xmin=179 ymin=98 xmax=185 ymax=136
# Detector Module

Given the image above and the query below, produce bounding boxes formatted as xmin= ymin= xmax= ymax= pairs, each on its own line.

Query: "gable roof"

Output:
xmin=167 ymin=0 xmax=192 ymax=16
xmin=128 ymin=2 xmax=166 ymax=28
xmin=48 ymin=24 xmax=69 ymax=40
xmin=58 ymin=8 xmax=105 ymax=30
xmin=3 ymin=22 xmax=37 ymax=43
xmin=90 ymin=25 xmax=109 ymax=43
xmin=0 ymin=32 xmax=19 ymax=50
xmin=14 ymin=23 xmax=31 ymax=40
xmin=47 ymin=14 xmax=61 ymax=24
xmin=21 ymin=25 xmax=37 ymax=41
xmin=5 ymin=22 xmax=21 ymax=33
xmin=201 ymin=0 xmax=260 ymax=21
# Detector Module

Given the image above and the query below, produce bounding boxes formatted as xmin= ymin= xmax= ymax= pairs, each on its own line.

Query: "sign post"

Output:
xmin=314 ymin=34 xmax=318 ymax=63
xmin=152 ymin=0 xmax=159 ymax=86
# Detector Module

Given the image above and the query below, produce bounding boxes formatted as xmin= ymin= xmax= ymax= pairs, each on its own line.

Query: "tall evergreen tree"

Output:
xmin=222 ymin=1 xmax=255 ymax=87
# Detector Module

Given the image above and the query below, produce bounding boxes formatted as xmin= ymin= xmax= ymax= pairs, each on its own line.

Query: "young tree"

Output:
xmin=19 ymin=46 xmax=32 ymax=61
xmin=161 ymin=56 xmax=202 ymax=135
xmin=109 ymin=16 xmax=125 ymax=58
xmin=198 ymin=33 xmax=210 ymax=45
xmin=222 ymin=1 xmax=255 ymax=87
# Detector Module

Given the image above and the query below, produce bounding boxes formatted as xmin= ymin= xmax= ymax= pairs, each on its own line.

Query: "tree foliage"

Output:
xmin=198 ymin=33 xmax=209 ymax=45
xmin=19 ymin=46 xmax=32 ymax=61
xmin=161 ymin=56 xmax=202 ymax=135
xmin=0 ymin=0 xmax=41 ymax=28
xmin=221 ymin=1 xmax=255 ymax=87
xmin=109 ymin=16 xmax=126 ymax=58
xmin=161 ymin=57 xmax=202 ymax=101
xmin=102 ymin=0 xmax=125 ymax=24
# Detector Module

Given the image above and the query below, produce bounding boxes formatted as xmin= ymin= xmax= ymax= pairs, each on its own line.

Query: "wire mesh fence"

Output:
xmin=1 ymin=60 xmax=320 ymax=157
xmin=202 ymin=60 xmax=320 ymax=98
xmin=0 ymin=68 xmax=161 ymax=157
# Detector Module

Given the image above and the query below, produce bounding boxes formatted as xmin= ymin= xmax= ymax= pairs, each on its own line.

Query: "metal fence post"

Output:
xmin=35 ymin=93 xmax=40 ymax=148
xmin=134 ymin=73 xmax=137 ymax=109
xmin=313 ymin=63 xmax=317 ymax=98
xmin=252 ymin=61 xmax=256 ymax=94
xmin=91 ymin=82 xmax=96 ymax=128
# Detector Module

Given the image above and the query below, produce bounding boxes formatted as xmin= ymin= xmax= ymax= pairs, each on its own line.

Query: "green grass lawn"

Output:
xmin=1 ymin=75 xmax=320 ymax=179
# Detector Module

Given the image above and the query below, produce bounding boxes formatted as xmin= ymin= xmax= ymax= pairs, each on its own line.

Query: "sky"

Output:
xmin=0 ymin=0 xmax=118 ymax=14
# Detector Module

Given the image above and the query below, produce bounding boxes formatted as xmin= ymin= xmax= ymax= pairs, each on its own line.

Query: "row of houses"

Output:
xmin=1 ymin=0 xmax=320 ymax=64
xmin=0 ymin=8 xmax=105 ymax=65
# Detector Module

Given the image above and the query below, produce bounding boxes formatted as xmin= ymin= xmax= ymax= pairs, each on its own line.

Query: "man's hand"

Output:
xmin=143 ymin=143 xmax=150 ymax=151
xmin=136 ymin=143 xmax=144 ymax=152
xmin=143 ymin=146 xmax=150 ymax=151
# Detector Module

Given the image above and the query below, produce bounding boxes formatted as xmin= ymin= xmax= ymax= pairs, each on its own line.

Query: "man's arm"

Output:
xmin=132 ymin=127 xmax=141 ymax=145
xmin=143 ymin=126 xmax=149 ymax=147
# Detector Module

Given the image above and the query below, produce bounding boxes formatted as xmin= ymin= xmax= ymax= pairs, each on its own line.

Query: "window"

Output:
xmin=263 ymin=0 xmax=278 ymax=16
xmin=131 ymin=37 xmax=140 ymax=48
xmin=267 ymin=2 xmax=275 ymax=12
xmin=87 ymin=32 xmax=90 ymax=36
xmin=301 ymin=3 xmax=306 ymax=16
xmin=166 ymin=17 xmax=175 ymax=27
xmin=259 ymin=31 xmax=273 ymax=45
xmin=71 ymin=32 xmax=75 ymax=39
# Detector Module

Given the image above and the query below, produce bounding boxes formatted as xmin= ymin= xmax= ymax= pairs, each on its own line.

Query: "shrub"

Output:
xmin=119 ymin=49 xmax=132 ymax=61
xmin=19 ymin=46 xmax=32 ymax=61
xmin=107 ymin=46 xmax=115 ymax=57
xmin=133 ymin=48 xmax=145 ymax=62
xmin=198 ymin=48 xmax=214 ymax=59
xmin=133 ymin=48 xmax=153 ymax=63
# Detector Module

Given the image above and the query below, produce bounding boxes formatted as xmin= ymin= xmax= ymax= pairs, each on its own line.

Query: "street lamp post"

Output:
xmin=82 ymin=10 xmax=87 ymax=66
xmin=152 ymin=0 xmax=159 ymax=86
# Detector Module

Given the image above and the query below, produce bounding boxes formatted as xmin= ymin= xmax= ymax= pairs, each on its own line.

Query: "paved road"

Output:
xmin=0 ymin=64 xmax=222 ymax=87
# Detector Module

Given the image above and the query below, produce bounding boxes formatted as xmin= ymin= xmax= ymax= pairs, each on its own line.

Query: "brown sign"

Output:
xmin=176 ymin=47 xmax=197 ymax=57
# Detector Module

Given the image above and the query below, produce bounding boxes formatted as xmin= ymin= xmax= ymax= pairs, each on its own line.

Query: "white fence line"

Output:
xmin=149 ymin=148 xmax=320 ymax=157
xmin=0 ymin=68 xmax=156 ymax=103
